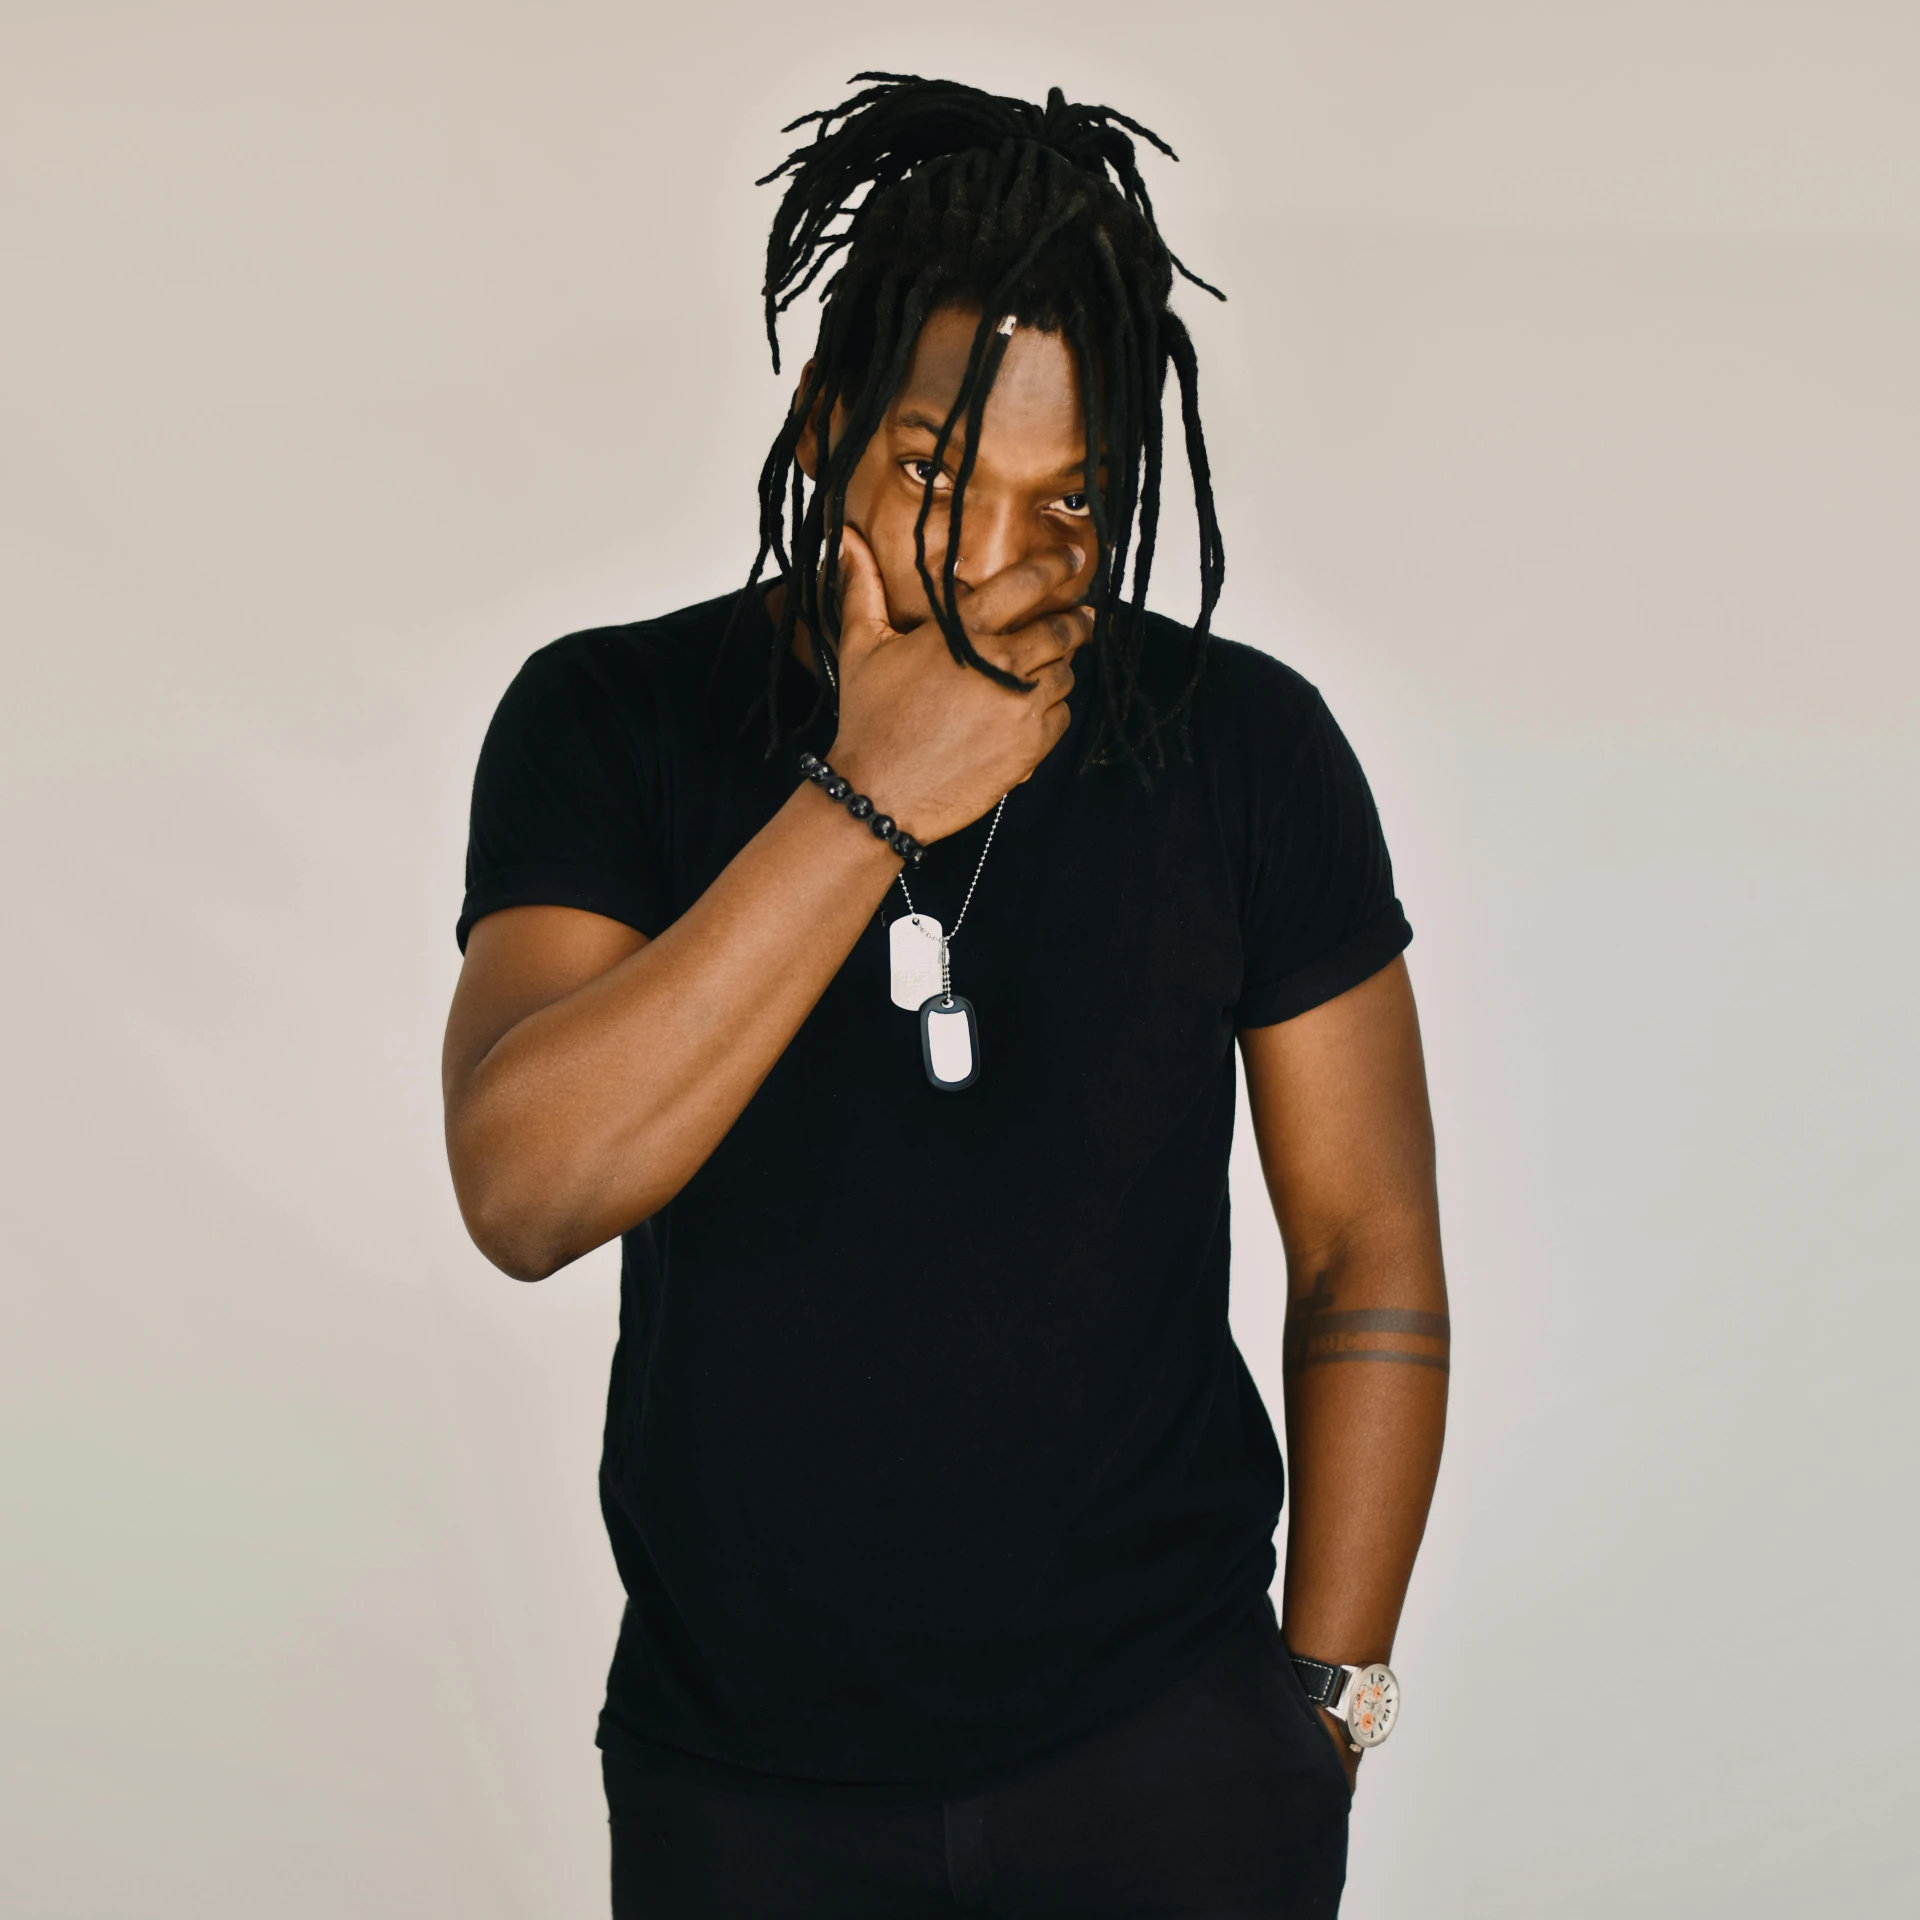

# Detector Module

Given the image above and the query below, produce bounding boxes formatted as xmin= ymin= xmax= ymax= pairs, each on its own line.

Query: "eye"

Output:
xmin=1048 ymin=491 xmax=1092 ymax=518
xmin=903 ymin=458 xmax=952 ymax=492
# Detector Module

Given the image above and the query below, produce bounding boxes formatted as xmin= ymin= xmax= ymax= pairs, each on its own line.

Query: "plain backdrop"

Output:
xmin=4 ymin=4 xmax=1917 ymax=1915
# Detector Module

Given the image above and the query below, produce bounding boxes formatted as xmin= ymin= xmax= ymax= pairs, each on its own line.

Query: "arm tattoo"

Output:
xmin=1283 ymin=1269 xmax=1450 ymax=1376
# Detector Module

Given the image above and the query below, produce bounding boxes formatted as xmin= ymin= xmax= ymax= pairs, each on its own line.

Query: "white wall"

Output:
xmin=4 ymin=4 xmax=1915 ymax=1914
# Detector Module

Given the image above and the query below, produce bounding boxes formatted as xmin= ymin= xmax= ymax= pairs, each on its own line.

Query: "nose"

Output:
xmin=947 ymin=494 xmax=1030 ymax=591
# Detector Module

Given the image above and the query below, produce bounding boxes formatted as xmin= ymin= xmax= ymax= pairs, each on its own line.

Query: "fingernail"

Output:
xmin=1066 ymin=544 xmax=1086 ymax=572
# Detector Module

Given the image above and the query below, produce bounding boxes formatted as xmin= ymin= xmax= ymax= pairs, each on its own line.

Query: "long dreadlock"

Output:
xmin=715 ymin=72 xmax=1227 ymax=776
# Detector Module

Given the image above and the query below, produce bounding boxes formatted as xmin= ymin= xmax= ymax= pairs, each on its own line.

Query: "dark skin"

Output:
xmin=442 ymin=305 xmax=1447 ymax=1790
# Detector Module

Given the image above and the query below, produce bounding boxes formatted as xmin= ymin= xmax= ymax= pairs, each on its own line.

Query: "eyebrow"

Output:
xmin=894 ymin=410 xmax=957 ymax=439
xmin=891 ymin=410 xmax=1089 ymax=485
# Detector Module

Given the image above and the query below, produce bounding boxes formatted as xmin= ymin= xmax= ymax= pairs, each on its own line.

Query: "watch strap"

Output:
xmin=1290 ymin=1655 xmax=1349 ymax=1711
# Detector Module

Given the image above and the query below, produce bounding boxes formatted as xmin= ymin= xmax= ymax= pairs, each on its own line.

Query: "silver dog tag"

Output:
xmin=888 ymin=913 xmax=944 ymax=1010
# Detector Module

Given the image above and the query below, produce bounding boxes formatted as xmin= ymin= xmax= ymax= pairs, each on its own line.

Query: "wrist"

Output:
xmin=821 ymin=743 xmax=926 ymax=843
xmin=796 ymin=751 xmax=924 ymax=867
xmin=1290 ymin=1651 xmax=1401 ymax=1755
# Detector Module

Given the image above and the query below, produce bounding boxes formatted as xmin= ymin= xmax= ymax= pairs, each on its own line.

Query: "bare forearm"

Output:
xmin=1279 ymin=1244 xmax=1449 ymax=1668
xmin=447 ymin=783 xmax=899 ymax=1275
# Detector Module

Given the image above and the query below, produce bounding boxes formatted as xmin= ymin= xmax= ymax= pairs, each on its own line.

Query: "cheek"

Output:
xmin=844 ymin=468 xmax=945 ymax=586
xmin=847 ymin=466 xmax=941 ymax=545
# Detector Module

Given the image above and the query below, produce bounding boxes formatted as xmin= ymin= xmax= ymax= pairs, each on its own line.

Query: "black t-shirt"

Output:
xmin=458 ymin=586 xmax=1411 ymax=1800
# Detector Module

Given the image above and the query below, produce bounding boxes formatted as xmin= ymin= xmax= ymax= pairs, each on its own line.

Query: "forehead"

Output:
xmin=889 ymin=306 xmax=1085 ymax=468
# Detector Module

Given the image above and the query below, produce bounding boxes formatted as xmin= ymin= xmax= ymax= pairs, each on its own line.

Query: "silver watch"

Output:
xmin=1290 ymin=1655 xmax=1400 ymax=1752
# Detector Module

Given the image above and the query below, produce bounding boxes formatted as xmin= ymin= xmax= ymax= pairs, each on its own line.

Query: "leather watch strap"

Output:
xmin=1290 ymin=1655 xmax=1347 ymax=1710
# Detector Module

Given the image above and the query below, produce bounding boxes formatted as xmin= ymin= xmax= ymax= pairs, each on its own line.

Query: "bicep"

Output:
xmin=1236 ymin=956 xmax=1438 ymax=1278
xmin=442 ymin=905 xmax=649 ymax=1107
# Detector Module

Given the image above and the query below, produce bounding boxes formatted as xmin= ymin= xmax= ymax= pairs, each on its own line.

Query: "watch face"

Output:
xmin=1346 ymin=1665 xmax=1399 ymax=1747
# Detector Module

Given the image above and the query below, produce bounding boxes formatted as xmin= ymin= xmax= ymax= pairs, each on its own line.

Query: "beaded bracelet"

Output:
xmin=797 ymin=751 xmax=927 ymax=866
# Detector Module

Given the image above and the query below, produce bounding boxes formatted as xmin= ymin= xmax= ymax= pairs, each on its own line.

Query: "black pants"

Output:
xmin=604 ymin=1597 xmax=1350 ymax=1918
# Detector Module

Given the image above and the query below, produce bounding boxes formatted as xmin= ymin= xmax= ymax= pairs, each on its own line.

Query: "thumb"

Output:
xmin=835 ymin=525 xmax=891 ymax=649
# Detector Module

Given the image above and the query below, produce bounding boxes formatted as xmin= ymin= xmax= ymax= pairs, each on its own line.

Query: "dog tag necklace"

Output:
xmin=821 ymin=643 xmax=1003 ymax=1092
xmin=891 ymin=798 xmax=1004 ymax=1091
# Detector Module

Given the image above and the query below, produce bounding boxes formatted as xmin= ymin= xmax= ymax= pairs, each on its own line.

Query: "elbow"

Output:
xmin=444 ymin=1087 xmax=681 ymax=1280
xmin=445 ymin=1093 xmax=587 ymax=1279
xmin=482 ymin=1236 xmax=571 ymax=1285
xmin=451 ymin=1164 xmax=581 ymax=1283
xmin=450 ymin=1148 xmax=673 ymax=1282
xmin=467 ymin=1200 xmax=573 ymax=1282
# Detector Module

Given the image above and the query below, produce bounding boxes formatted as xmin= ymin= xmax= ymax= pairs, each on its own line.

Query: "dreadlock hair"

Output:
xmin=715 ymin=71 xmax=1227 ymax=778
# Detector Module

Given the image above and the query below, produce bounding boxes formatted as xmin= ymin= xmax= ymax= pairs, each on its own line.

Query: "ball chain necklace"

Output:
xmin=820 ymin=641 xmax=1006 ymax=1091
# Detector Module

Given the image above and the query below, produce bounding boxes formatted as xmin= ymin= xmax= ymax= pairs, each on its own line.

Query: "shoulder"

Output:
xmin=1133 ymin=612 xmax=1332 ymax=775
xmin=470 ymin=589 xmax=750 ymax=814
xmin=503 ymin=588 xmax=740 ymax=719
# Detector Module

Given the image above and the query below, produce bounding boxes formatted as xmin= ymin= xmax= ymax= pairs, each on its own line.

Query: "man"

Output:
xmin=443 ymin=74 xmax=1447 ymax=1918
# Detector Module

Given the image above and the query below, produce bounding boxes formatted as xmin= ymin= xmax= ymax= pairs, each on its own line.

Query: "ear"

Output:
xmin=792 ymin=358 xmax=822 ymax=480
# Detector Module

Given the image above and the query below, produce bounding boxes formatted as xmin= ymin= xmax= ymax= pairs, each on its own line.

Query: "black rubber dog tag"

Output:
xmin=918 ymin=994 xmax=980 ymax=1091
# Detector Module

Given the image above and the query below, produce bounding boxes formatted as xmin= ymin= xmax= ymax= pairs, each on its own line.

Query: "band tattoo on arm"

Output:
xmin=1283 ymin=1269 xmax=1450 ymax=1376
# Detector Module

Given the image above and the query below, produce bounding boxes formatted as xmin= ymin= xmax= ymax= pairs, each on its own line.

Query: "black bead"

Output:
xmin=824 ymin=777 xmax=851 ymax=802
xmin=869 ymin=813 xmax=894 ymax=838
xmin=797 ymin=752 xmax=821 ymax=776
xmin=847 ymin=794 xmax=874 ymax=820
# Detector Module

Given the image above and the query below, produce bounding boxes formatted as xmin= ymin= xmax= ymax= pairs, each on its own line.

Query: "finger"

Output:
xmin=1000 ymin=605 xmax=1096 ymax=680
xmin=1018 ymin=690 xmax=1072 ymax=783
xmin=998 ymin=655 xmax=1075 ymax=713
xmin=1032 ymin=657 xmax=1077 ymax=706
xmin=835 ymin=525 xmax=892 ymax=650
xmin=961 ymin=541 xmax=1088 ymax=638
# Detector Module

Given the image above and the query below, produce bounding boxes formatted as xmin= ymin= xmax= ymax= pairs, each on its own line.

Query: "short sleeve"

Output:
xmin=456 ymin=635 xmax=676 ymax=951
xmin=1236 ymin=688 xmax=1412 ymax=1028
